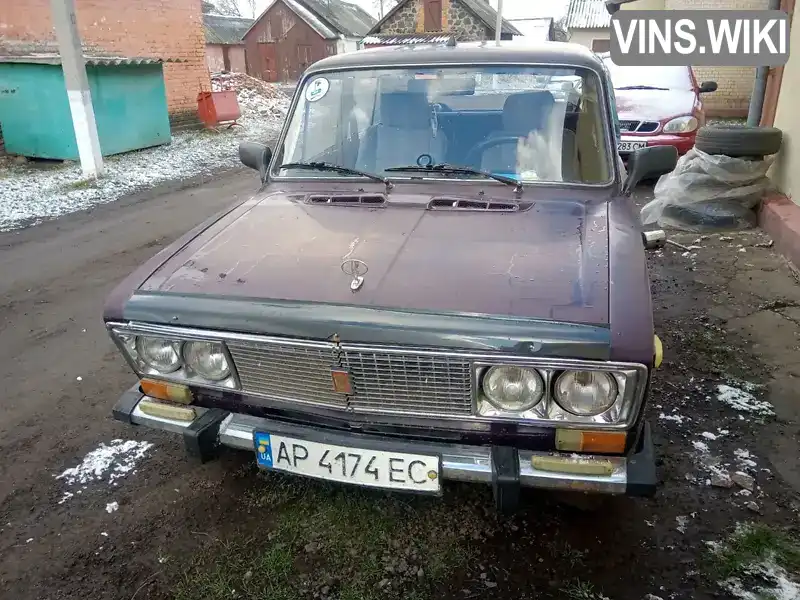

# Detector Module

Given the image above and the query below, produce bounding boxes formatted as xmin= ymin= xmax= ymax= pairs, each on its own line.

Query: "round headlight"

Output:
xmin=482 ymin=366 xmax=544 ymax=412
xmin=554 ymin=370 xmax=617 ymax=416
xmin=663 ymin=115 xmax=699 ymax=133
xmin=135 ymin=336 xmax=182 ymax=373
xmin=183 ymin=341 xmax=231 ymax=381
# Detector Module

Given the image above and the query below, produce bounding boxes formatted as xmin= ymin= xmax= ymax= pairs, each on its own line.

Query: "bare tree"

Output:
xmin=215 ymin=0 xmax=242 ymax=16
xmin=552 ymin=17 xmax=570 ymax=42
xmin=372 ymin=0 xmax=399 ymax=19
xmin=245 ymin=0 xmax=258 ymax=18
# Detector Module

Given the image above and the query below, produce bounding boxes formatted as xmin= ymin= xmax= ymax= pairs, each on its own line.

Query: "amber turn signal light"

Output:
xmin=140 ymin=379 xmax=193 ymax=404
xmin=555 ymin=429 xmax=627 ymax=454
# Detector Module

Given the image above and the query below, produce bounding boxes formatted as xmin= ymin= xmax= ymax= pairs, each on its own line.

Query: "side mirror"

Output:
xmin=643 ymin=229 xmax=667 ymax=250
xmin=605 ymin=0 xmax=639 ymax=15
xmin=239 ymin=141 xmax=272 ymax=182
xmin=698 ymin=81 xmax=718 ymax=93
xmin=623 ymin=145 xmax=678 ymax=195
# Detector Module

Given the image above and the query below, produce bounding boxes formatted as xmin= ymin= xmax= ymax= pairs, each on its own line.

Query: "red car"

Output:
xmin=601 ymin=54 xmax=717 ymax=156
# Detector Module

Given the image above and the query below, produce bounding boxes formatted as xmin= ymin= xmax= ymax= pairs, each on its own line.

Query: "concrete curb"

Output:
xmin=759 ymin=193 xmax=800 ymax=267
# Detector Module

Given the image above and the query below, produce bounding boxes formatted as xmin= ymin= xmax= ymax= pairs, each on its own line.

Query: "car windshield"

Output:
xmin=602 ymin=58 xmax=693 ymax=91
xmin=273 ymin=65 xmax=613 ymax=185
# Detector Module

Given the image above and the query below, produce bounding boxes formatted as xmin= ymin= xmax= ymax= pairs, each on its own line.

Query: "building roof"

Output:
xmin=247 ymin=0 xmax=375 ymax=41
xmin=0 ymin=55 xmax=185 ymax=65
xmin=300 ymin=0 xmax=375 ymax=37
xmin=368 ymin=0 xmax=521 ymax=36
xmin=507 ymin=17 xmax=554 ymax=41
xmin=307 ymin=40 xmax=604 ymax=74
xmin=459 ymin=0 xmax=522 ymax=35
xmin=565 ymin=0 xmax=611 ymax=30
xmin=203 ymin=14 xmax=254 ymax=44
xmin=362 ymin=33 xmax=456 ymax=46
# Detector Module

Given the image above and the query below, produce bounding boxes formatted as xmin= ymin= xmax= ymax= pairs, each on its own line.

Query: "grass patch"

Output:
xmin=173 ymin=473 xmax=487 ymax=600
xmin=708 ymin=523 xmax=800 ymax=580
xmin=63 ymin=177 xmax=98 ymax=191
xmin=560 ymin=579 xmax=609 ymax=600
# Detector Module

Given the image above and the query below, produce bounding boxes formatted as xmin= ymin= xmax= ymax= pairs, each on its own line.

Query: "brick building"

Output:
xmin=204 ymin=13 xmax=252 ymax=74
xmin=620 ymin=0 xmax=771 ymax=116
xmin=367 ymin=0 xmax=520 ymax=42
xmin=0 ymin=0 xmax=209 ymax=121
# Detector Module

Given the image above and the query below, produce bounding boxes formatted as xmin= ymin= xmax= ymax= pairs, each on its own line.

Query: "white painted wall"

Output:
xmin=336 ymin=37 xmax=360 ymax=54
xmin=770 ymin=18 xmax=800 ymax=203
xmin=568 ymin=27 xmax=609 ymax=50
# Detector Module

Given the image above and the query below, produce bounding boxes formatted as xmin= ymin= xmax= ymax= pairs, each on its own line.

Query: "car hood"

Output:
xmin=615 ymin=88 xmax=695 ymax=122
xmin=138 ymin=190 xmax=610 ymax=326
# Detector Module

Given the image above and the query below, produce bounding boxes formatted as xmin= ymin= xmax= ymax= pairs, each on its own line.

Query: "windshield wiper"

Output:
xmin=615 ymin=85 xmax=670 ymax=91
xmin=279 ymin=162 xmax=393 ymax=193
xmin=385 ymin=164 xmax=523 ymax=197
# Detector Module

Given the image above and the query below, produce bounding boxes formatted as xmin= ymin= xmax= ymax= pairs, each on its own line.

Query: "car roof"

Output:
xmin=598 ymin=52 xmax=691 ymax=71
xmin=305 ymin=41 xmax=606 ymax=75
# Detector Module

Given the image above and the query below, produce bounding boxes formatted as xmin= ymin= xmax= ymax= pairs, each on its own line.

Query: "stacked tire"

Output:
xmin=651 ymin=124 xmax=783 ymax=231
xmin=694 ymin=125 xmax=783 ymax=159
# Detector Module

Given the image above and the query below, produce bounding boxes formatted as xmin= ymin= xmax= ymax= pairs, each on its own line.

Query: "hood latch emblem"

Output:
xmin=341 ymin=259 xmax=368 ymax=292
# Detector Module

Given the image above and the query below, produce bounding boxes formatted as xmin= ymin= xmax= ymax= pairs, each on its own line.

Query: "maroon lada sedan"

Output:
xmin=104 ymin=42 xmax=677 ymax=513
xmin=601 ymin=54 xmax=717 ymax=156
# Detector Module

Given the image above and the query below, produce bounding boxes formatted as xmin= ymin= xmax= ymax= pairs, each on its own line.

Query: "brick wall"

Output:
xmin=0 ymin=0 xmax=209 ymax=117
xmin=663 ymin=0 xmax=770 ymax=116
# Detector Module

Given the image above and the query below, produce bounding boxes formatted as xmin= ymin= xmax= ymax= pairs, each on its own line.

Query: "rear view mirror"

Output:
xmin=623 ymin=146 xmax=678 ymax=194
xmin=605 ymin=0 xmax=639 ymax=15
xmin=698 ymin=81 xmax=718 ymax=93
xmin=239 ymin=142 xmax=272 ymax=182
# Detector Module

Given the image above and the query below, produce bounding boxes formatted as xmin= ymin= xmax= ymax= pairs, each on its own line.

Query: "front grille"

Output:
xmin=619 ymin=120 xmax=660 ymax=133
xmin=226 ymin=339 xmax=474 ymax=417
xmin=227 ymin=340 xmax=348 ymax=409
xmin=638 ymin=121 xmax=660 ymax=133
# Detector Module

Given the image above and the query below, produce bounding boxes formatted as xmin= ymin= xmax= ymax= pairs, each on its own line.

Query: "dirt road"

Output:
xmin=1 ymin=177 xmax=798 ymax=600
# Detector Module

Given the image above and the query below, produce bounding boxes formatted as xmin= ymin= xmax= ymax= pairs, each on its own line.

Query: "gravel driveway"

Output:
xmin=0 ymin=178 xmax=798 ymax=600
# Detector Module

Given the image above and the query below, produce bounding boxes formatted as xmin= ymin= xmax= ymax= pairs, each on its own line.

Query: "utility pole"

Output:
xmin=494 ymin=0 xmax=504 ymax=46
xmin=50 ymin=0 xmax=103 ymax=177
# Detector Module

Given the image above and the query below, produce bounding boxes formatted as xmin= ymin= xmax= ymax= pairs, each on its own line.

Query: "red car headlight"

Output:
xmin=663 ymin=115 xmax=699 ymax=133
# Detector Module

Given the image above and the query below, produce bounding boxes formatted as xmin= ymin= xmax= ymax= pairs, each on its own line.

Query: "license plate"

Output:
xmin=618 ymin=141 xmax=647 ymax=152
xmin=253 ymin=432 xmax=442 ymax=494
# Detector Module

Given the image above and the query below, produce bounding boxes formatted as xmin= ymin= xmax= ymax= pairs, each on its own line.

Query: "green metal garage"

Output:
xmin=0 ymin=55 xmax=174 ymax=160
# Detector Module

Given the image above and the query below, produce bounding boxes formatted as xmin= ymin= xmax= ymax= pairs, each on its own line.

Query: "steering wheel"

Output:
xmin=464 ymin=136 xmax=521 ymax=168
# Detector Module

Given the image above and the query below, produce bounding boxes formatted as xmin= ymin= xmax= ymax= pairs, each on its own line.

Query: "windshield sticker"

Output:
xmin=306 ymin=78 xmax=330 ymax=102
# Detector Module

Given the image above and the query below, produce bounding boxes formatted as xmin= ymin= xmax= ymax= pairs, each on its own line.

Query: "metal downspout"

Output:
xmin=747 ymin=0 xmax=783 ymax=126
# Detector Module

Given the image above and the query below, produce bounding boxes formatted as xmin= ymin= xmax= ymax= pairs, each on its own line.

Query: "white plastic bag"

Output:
xmin=640 ymin=147 xmax=775 ymax=232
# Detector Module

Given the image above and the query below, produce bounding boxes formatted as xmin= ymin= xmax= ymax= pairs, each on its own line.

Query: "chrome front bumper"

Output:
xmin=114 ymin=389 xmax=656 ymax=502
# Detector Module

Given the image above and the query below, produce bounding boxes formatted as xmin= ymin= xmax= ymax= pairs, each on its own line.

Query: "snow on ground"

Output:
xmin=721 ymin=561 xmax=800 ymax=600
xmin=734 ymin=449 xmax=758 ymax=469
xmin=659 ymin=412 xmax=689 ymax=425
xmin=717 ymin=385 xmax=775 ymax=416
xmin=56 ymin=439 xmax=154 ymax=488
xmin=0 ymin=74 xmax=289 ymax=232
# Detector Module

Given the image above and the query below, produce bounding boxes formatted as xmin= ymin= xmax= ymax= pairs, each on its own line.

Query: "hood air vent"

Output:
xmin=306 ymin=194 xmax=386 ymax=206
xmin=428 ymin=198 xmax=519 ymax=212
